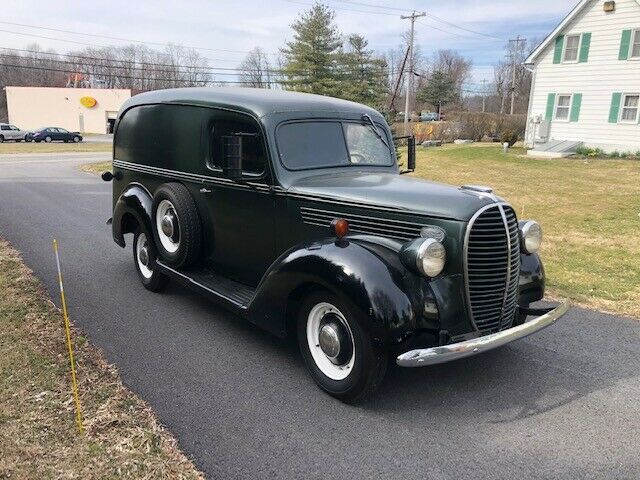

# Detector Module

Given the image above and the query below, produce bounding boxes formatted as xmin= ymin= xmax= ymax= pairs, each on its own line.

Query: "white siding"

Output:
xmin=527 ymin=0 xmax=640 ymax=152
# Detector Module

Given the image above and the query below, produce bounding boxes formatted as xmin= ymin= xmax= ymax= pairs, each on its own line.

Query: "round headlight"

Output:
xmin=416 ymin=238 xmax=446 ymax=277
xmin=520 ymin=220 xmax=542 ymax=254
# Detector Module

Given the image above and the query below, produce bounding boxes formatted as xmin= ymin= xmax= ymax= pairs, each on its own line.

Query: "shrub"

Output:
xmin=499 ymin=130 xmax=519 ymax=147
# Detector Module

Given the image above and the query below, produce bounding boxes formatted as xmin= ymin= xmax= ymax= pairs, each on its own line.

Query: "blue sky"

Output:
xmin=1 ymin=0 xmax=576 ymax=88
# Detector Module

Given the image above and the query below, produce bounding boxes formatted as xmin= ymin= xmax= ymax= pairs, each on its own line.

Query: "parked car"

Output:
xmin=0 ymin=123 xmax=29 ymax=142
xmin=28 ymin=127 xmax=82 ymax=143
xmin=419 ymin=111 xmax=439 ymax=122
xmin=103 ymin=88 xmax=569 ymax=402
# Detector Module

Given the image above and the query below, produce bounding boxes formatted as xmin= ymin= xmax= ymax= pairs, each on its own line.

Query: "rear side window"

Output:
xmin=115 ymin=104 xmax=207 ymax=171
xmin=0 ymin=125 xmax=9 ymax=131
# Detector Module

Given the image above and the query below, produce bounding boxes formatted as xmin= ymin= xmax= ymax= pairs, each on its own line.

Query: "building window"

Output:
xmin=555 ymin=94 xmax=572 ymax=120
xmin=620 ymin=94 xmax=639 ymax=122
xmin=563 ymin=35 xmax=581 ymax=62
xmin=631 ymin=29 xmax=640 ymax=59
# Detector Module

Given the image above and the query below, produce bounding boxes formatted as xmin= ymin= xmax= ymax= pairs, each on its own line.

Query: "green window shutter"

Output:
xmin=553 ymin=35 xmax=565 ymax=64
xmin=579 ymin=33 xmax=591 ymax=62
xmin=570 ymin=94 xmax=582 ymax=122
xmin=608 ymin=92 xmax=622 ymax=123
xmin=545 ymin=93 xmax=556 ymax=121
xmin=619 ymin=30 xmax=632 ymax=60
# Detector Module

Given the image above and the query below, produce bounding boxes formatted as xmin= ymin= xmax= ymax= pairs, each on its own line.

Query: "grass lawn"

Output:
xmin=0 ymin=142 xmax=111 ymax=154
xmin=0 ymin=238 xmax=203 ymax=479
xmin=410 ymin=143 xmax=640 ymax=318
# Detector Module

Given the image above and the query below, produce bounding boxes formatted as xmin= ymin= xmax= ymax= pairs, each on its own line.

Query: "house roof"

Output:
xmin=524 ymin=0 xmax=640 ymax=64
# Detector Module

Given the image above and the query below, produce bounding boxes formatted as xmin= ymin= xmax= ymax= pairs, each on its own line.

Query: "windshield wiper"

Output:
xmin=361 ymin=114 xmax=390 ymax=150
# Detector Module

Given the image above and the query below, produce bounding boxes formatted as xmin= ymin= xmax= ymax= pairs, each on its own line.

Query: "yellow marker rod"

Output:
xmin=53 ymin=239 xmax=84 ymax=434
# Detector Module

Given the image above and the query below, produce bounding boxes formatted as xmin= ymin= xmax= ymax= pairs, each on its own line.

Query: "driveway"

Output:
xmin=0 ymin=152 xmax=638 ymax=480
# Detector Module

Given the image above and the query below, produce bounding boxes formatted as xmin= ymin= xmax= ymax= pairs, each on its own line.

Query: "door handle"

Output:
xmin=199 ymin=187 xmax=212 ymax=194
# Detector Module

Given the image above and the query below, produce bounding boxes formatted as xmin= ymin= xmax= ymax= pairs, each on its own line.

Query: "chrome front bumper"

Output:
xmin=396 ymin=301 xmax=570 ymax=367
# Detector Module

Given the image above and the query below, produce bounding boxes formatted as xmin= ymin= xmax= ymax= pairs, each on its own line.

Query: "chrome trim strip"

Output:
xmin=112 ymin=159 xmax=461 ymax=220
xmin=396 ymin=301 xmax=570 ymax=367
xmin=112 ymin=159 xmax=272 ymax=192
xmin=497 ymin=204 xmax=511 ymax=330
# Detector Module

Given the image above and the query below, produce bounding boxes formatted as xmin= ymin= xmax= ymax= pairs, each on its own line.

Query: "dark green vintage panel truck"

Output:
xmin=104 ymin=87 xmax=569 ymax=401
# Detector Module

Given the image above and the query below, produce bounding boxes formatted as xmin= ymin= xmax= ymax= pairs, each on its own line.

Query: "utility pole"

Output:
xmin=481 ymin=79 xmax=488 ymax=113
xmin=401 ymin=11 xmax=426 ymax=135
xmin=508 ymin=35 xmax=526 ymax=115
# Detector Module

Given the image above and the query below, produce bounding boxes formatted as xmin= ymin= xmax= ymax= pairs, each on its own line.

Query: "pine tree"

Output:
xmin=281 ymin=3 xmax=342 ymax=96
xmin=417 ymin=70 xmax=458 ymax=115
xmin=339 ymin=34 xmax=388 ymax=108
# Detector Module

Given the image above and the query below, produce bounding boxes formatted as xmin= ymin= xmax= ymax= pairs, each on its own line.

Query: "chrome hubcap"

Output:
xmin=319 ymin=322 xmax=341 ymax=359
xmin=161 ymin=213 xmax=175 ymax=238
xmin=138 ymin=245 xmax=149 ymax=266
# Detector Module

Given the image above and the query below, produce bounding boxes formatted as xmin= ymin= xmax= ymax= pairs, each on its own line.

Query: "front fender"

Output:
xmin=246 ymin=236 xmax=437 ymax=344
xmin=112 ymin=184 xmax=153 ymax=247
xmin=519 ymin=251 xmax=545 ymax=305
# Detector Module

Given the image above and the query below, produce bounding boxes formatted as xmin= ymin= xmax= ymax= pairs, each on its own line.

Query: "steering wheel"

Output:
xmin=350 ymin=152 xmax=366 ymax=164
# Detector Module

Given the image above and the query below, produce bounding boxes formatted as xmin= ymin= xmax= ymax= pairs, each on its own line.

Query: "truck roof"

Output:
xmin=120 ymin=87 xmax=384 ymax=120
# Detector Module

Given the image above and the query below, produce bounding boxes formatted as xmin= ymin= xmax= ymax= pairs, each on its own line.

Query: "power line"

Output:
xmin=0 ymin=46 xmax=389 ymax=77
xmin=332 ymin=0 xmax=413 ymax=13
xmin=0 ymin=21 xmax=280 ymax=56
xmin=0 ymin=29 xmax=250 ymax=64
xmin=0 ymin=61 xmax=283 ymax=85
xmin=424 ymin=13 xmax=506 ymax=41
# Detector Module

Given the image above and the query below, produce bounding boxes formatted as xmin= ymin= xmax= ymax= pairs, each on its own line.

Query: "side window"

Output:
xmin=115 ymin=104 xmax=207 ymax=171
xmin=207 ymin=113 xmax=265 ymax=177
xmin=0 ymin=125 xmax=10 ymax=131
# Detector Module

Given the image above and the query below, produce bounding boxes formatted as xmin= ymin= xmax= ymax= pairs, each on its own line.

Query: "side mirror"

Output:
xmin=407 ymin=136 xmax=416 ymax=172
xmin=222 ymin=135 xmax=243 ymax=180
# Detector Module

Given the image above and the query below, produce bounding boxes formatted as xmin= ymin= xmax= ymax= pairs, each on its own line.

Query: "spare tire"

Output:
xmin=152 ymin=182 xmax=202 ymax=268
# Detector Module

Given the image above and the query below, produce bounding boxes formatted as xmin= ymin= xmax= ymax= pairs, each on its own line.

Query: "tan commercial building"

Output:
xmin=5 ymin=86 xmax=132 ymax=134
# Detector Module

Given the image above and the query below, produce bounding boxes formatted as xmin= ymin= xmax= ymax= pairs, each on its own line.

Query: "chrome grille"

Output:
xmin=299 ymin=206 xmax=424 ymax=241
xmin=465 ymin=204 xmax=520 ymax=333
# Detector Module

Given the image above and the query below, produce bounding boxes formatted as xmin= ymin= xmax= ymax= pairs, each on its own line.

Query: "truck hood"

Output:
xmin=288 ymin=171 xmax=501 ymax=221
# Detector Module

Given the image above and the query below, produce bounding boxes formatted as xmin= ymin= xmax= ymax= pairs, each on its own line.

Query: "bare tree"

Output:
xmin=238 ymin=47 xmax=273 ymax=88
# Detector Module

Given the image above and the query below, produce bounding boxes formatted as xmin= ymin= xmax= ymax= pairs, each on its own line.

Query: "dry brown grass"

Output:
xmin=0 ymin=238 xmax=204 ymax=479
xmin=411 ymin=143 xmax=640 ymax=319
xmin=0 ymin=142 xmax=111 ymax=154
xmin=80 ymin=161 xmax=112 ymax=174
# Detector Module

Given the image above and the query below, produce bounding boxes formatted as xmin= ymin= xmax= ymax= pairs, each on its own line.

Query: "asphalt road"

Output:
xmin=1 ymin=152 xmax=639 ymax=480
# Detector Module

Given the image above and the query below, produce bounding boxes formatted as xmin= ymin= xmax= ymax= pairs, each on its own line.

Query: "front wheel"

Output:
xmin=44 ymin=136 xmax=52 ymax=143
xmin=297 ymin=291 xmax=387 ymax=403
xmin=133 ymin=229 xmax=168 ymax=292
xmin=73 ymin=135 xmax=81 ymax=143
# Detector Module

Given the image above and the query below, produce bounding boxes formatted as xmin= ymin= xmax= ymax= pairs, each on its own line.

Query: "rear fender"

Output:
xmin=246 ymin=236 xmax=437 ymax=344
xmin=112 ymin=183 xmax=153 ymax=247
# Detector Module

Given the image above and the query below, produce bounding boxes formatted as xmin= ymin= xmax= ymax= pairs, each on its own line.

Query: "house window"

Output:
xmin=620 ymin=94 xmax=639 ymax=122
xmin=563 ymin=35 xmax=581 ymax=62
xmin=555 ymin=94 xmax=572 ymax=120
xmin=631 ymin=29 xmax=640 ymax=58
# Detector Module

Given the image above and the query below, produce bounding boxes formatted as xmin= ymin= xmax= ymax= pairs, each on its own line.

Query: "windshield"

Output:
xmin=277 ymin=121 xmax=394 ymax=170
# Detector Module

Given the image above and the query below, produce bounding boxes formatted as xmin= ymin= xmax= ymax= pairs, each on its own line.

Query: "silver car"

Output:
xmin=0 ymin=123 xmax=29 ymax=142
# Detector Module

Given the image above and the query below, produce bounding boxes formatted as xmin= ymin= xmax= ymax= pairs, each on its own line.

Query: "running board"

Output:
xmin=155 ymin=261 xmax=255 ymax=311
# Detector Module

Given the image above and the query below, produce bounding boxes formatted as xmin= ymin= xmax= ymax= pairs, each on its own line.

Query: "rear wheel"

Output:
xmin=297 ymin=291 xmax=387 ymax=403
xmin=0 ymin=135 xmax=4 ymax=143
xmin=152 ymin=183 xmax=202 ymax=268
xmin=44 ymin=136 xmax=52 ymax=143
xmin=133 ymin=228 xmax=168 ymax=292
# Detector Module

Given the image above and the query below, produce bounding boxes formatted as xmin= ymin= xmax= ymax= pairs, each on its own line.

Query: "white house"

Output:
xmin=524 ymin=0 xmax=640 ymax=155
